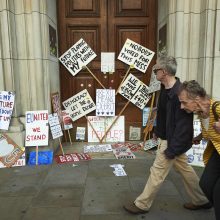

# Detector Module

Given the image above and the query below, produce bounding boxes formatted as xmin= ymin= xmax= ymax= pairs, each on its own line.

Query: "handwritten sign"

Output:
xmin=25 ymin=110 xmax=49 ymax=146
xmin=84 ymin=144 xmax=112 ymax=153
xmin=101 ymin=52 xmax=115 ymax=73
xmin=59 ymin=38 xmax=97 ymax=76
xmin=96 ymin=89 xmax=115 ymax=116
xmin=88 ymin=116 xmax=125 ymax=142
xmin=48 ymin=113 xmax=63 ymax=139
xmin=118 ymin=73 xmax=151 ymax=109
xmin=51 ymin=92 xmax=62 ymax=122
xmin=118 ymin=39 xmax=155 ymax=73
xmin=61 ymin=110 xmax=73 ymax=130
xmin=0 ymin=91 xmax=15 ymax=130
xmin=186 ymin=119 xmax=206 ymax=167
xmin=0 ymin=152 xmax=25 ymax=168
xmin=148 ymin=72 xmax=161 ymax=93
xmin=63 ymin=89 xmax=96 ymax=122
xmin=76 ymin=127 xmax=86 ymax=140
xmin=129 ymin=126 xmax=141 ymax=140
xmin=0 ymin=134 xmax=25 ymax=167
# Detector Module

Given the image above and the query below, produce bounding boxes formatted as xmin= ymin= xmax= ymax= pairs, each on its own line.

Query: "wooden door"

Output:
xmin=57 ymin=0 xmax=157 ymax=141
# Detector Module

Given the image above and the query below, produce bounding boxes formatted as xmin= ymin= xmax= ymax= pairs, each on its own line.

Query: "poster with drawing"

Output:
xmin=101 ymin=52 xmax=115 ymax=73
xmin=25 ymin=110 xmax=49 ymax=147
xmin=148 ymin=72 xmax=161 ymax=93
xmin=59 ymin=38 xmax=97 ymax=76
xmin=118 ymin=73 xmax=151 ymax=109
xmin=87 ymin=116 xmax=125 ymax=142
xmin=76 ymin=127 xmax=86 ymax=141
xmin=129 ymin=126 xmax=141 ymax=140
xmin=0 ymin=134 xmax=25 ymax=168
xmin=61 ymin=110 xmax=73 ymax=130
xmin=0 ymin=91 xmax=15 ymax=130
xmin=51 ymin=92 xmax=62 ymax=122
xmin=63 ymin=89 xmax=96 ymax=122
xmin=48 ymin=113 xmax=63 ymax=139
xmin=118 ymin=38 xmax=155 ymax=73
xmin=96 ymin=89 xmax=115 ymax=116
xmin=186 ymin=119 xmax=207 ymax=167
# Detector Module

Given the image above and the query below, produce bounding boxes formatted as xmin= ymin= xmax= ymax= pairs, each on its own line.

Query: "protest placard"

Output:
xmin=59 ymin=38 xmax=97 ymax=76
xmin=84 ymin=144 xmax=112 ymax=153
xmin=87 ymin=116 xmax=125 ymax=142
xmin=96 ymin=89 xmax=115 ymax=116
xmin=0 ymin=134 xmax=25 ymax=168
xmin=118 ymin=73 xmax=151 ymax=109
xmin=25 ymin=110 xmax=49 ymax=146
xmin=129 ymin=126 xmax=141 ymax=140
xmin=112 ymin=147 xmax=136 ymax=159
xmin=63 ymin=89 xmax=96 ymax=122
xmin=48 ymin=113 xmax=63 ymax=139
xmin=101 ymin=52 xmax=115 ymax=73
xmin=76 ymin=127 xmax=86 ymax=141
xmin=148 ymin=72 xmax=161 ymax=93
xmin=186 ymin=119 xmax=207 ymax=167
xmin=51 ymin=92 xmax=62 ymax=121
xmin=54 ymin=153 xmax=91 ymax=164
xmin=0 ymin=91 xmax=15 ymax=130
xmin=118 ymin=38 xmax=155 ymax=73
xmin=0 ymin=153 xmax=25 ymax=168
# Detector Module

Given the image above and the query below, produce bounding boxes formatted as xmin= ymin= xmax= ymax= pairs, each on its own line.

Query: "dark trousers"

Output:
xmin=200 ymin=149 xmax=220 ymax=220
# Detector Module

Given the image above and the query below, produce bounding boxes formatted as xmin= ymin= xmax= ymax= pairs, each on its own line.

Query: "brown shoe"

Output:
xmin=183 ymin=202 xmax=212 ymax=210
xmin=123 ymin=202 xmax=148 ymax=214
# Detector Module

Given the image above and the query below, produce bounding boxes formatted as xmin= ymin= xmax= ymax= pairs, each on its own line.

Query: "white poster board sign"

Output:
xmin=63 ymin=89 xmax=96 ymax=122
xmin=0 ymin=91 xmax=15 ymax=130
xmin=59 ymin=38 xmax=97 ymax=76
xmin=129 ymin=126 xmax=141 ymax=140
xmin=48 ymin=113 xmax=63 ymax=139
xmin=118 ymin=38 xmax=155 ymax=73
xmin=25 ymin=110 xmax=49 ymax=146
xmin=88 ymin=116 xmax=125 ymax=142
xmin=96 ymin=89 xmax=115 ymax=116
xmin=148 ymin=72 xmax=161 ymax=93
xmin=118 ymin=73 xmax=151 ymax=109
xmin=186 ymin=119 xmax=207 ymax=167
xmin=76 ymin=127 xmax=86 ymax=140
xmin=101 ymin=52 xmax=115 ymax=73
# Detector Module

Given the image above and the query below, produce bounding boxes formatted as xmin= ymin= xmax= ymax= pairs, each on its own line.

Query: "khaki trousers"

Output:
xmin=135 ymin=139 xmax=209 ymax=211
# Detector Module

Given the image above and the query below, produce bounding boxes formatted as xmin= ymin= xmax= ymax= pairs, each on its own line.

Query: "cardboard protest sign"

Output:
xmin=0 ymin=91 xmax=15 ymax=130
xmin=118 ymin=38 xmax=155 ymax=73
xmin=186 ymin=119 xmax=206 ymax=167
xmin=101 ymin=52 xmax=115 ymax=73
xmin=48 ymin=113 xmax=63 ymax=139
xmin=59 ymin=38 xmax=97 ymax=76
xmin=129 ymin=126 xmax=141 ymax=140
xmin=51 ymin=92 xmax=62 ymax=122
xmin=61 ymin=110 xmax=73 ymax=130
xmin=112 ymin=147 xmax=136 ymax=159
xmin=87 ymin=116 xmax=125 ymax=142
xmin=63 ymin=89 xmax=96 ymax=122
xmin=96 ymin=89 xmax=115 ymax=116
xmin=25 ymin=110 xmax=49 ymax=146
xmin=76 ymin=127 xmax=86 ymax=140
xmin=0 ymin=153 xmax=25 ymax=168
xmin=118 ymin=73 xmax=151 ymax=109
xmin=148 ymin=72 xmax=161 ymax=93
xmin=84 ymin=144 xmax=112 ymax=153
xmin=0 ymin=134 xmax=25 ymax=168
xmin=54 ymin=153 xmax=91 ymax=164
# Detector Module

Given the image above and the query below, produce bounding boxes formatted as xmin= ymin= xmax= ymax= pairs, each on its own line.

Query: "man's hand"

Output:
xmin=192 ymin=133 xmax=203 ymax=145
xmin=213 ymin=120 xmax=220 ymax=133
xmin=164 ymin=149 xmax=175 ymax=160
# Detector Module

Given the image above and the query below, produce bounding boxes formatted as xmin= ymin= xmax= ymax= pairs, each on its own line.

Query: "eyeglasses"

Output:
xmin=153 ymin=68 xmax=163 ymax=74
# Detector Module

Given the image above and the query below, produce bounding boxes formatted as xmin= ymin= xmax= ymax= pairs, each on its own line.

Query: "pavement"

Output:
xmin=0 ymin=142 xmax=215 ymax=220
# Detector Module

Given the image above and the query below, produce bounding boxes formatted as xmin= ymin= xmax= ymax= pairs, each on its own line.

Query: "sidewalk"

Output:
xmin=0 ymin=142 xmax=215 ymax=220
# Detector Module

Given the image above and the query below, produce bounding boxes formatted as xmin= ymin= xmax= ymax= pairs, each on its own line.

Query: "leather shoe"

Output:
xmin=123 ymin=202 xmax=148 ymax=214
xmin=183 ymin=202 xmax=212 ymax=210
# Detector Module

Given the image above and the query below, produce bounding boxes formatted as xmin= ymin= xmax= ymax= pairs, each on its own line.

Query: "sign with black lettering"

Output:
xmin=48 ymin=113 xmax=63 ymax=139
xmin=0 ymin=91 xmax=15 ymax=130
xmin=63 ymin=89 xmax=96 ymax=122
xmin=96 ymin=89 xmax=115 ymax=116
xmin=118 ymin=73 xmax=151 ymax=109
xmin=25 ymin=110 xmax=49 ymax=146
xmin=118 ymin=39 xmax=155 ymax=73
xmin=59 ymin=38 xmax=97 ymax=76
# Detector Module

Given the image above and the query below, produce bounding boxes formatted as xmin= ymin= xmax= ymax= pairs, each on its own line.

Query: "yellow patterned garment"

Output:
xmin=200 ymin=100 xmax=220 ymax=165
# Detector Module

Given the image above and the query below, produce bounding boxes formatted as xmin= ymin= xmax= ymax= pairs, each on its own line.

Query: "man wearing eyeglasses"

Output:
xmin=123 ymin=54 xmax=211 ymax=214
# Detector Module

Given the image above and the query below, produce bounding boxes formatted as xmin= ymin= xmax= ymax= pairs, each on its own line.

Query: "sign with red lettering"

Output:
xmin=118 ymin=38 xmax=155 ymax=73
xmin=59 ymin=38 xmax=97 ymax=76
xmin=0 ymin=91 xmax=15 ymax=130
xmin=118 ymin=74 xmax=151 ymax=109
xmin=25 ymin=110 xmax=49 ymax=146
xmin=0 ymin=134 xmax=25 ymax=168
xmin=87 ymin=116 xmax=125 ymax=142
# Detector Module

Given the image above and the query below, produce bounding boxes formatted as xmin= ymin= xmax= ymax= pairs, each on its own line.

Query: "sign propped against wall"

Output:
xmin=101 ymin=52 xmax=115 ymax=73
xmin=0 ymin=91 xmax=15 ymax=130
xmin=25 ymin=110 xmax=49 ymax=146
xmin=59 ymin=38 xmax=97 ymax=76
xmin=0 ymin=134 xmax=25 ymax=168
xmin=63 ymin=89 xmax=96 ymax=122
xmin=118 ymin=73 xmax=151 ymax=109
xmin=118 ymin=38 xmax=155 ymax=73
xmin=51 ymin=92 xmax=62 ymax=122
xmin=96 ymin=89 xmax=115 ymax=116
xmin=48 ymin=113 xmax=63 ymax=139
xmin=88 ymin=116 xmax=125 ymax=142
xmin=148 ymin=72 xmax=161 ymax=94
